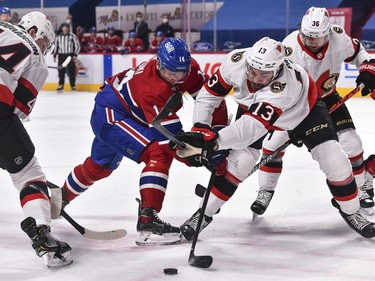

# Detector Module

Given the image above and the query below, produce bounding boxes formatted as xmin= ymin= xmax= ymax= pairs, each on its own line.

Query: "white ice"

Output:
xmin=1 ymin=91 xmax=375 ymax=281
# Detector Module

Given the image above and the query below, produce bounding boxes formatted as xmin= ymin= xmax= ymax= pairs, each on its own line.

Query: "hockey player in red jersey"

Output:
xmin=0 ymin=12 xmax=72 ymax=268
xmin=58 ymin=37 xmax=228 ymax=245
xmin=251 ymin=7 xmax=375 ymax=217
xmin=174 ymin=37 xmax=375 ymax=240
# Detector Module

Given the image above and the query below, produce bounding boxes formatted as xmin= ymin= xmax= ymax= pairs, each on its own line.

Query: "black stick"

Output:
xmin=188 ymin=172 xmax=216 ymax=268
xmin=151 ymin=91 xmax=214 ymax=267
xmin=151 ymin=91 xmax=186 ymax=148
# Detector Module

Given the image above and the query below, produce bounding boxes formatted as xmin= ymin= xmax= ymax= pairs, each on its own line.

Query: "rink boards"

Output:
xmin=44 ymin=53 xmax=364 ymax=96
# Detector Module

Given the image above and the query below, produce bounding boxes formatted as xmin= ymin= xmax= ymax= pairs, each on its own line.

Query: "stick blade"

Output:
xmin=189 ymin=254 xmax=213 ymax=268
xmin=83 ymin=228 xmax=127 ymax=240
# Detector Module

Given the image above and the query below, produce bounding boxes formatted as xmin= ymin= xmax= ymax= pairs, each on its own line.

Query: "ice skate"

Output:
xmin=250 ymin=189 xmax=275 ymax=216
xmin=21 ymin=217 xmax=72 ymax=268
xmin=363 ymin=170 xmax=374 ymax=199
xmin=331 ymin=199 xmax=375 ymax=238
xmin=180 ymin=208 xmax=213 ymax=241
xmin=135 ymin=199 xmax=180 ymax=246
xmin=359 ymin=185 xmax=374 ymax=216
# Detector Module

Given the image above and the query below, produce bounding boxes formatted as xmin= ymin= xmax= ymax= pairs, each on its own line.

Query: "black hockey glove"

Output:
xmin=356 ymin=59 xmax=375 ymax=96
xmin=175 ymin=131 xmax=218 ymax=155
xmin=184 ymin=155 xmax=204 ymax=167
xmin=168 ymin=137 xmax=203 ymax=167
xmin=288 ymin=130 xmax=303 ymax=148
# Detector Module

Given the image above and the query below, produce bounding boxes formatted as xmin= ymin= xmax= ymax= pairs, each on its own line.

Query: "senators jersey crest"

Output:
xmin=231 ymin=51 xmax=245 ymax=63
xmin=270 ymin=81 xmax=286 ymax=93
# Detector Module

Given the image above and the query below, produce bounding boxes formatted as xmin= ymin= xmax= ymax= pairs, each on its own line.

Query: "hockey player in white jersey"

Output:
xmin=251 ymin=7 xmax=375 ymax=218
xmin=0 ymin=12 xmax=72 ymax=268
xmin=173 ymin=37 xmax=375 ymax=239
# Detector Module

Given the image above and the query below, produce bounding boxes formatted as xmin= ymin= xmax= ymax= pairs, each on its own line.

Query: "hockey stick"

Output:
xmin=151 ymin=91 xmax=186 ymax=149
xmin=47 ymin=181 xmax=127 ymax=240
xmin=48 ymin=56 xmax=72 ymax=70
xmin=188 ymin=172 xmax=215 ymax=268
xmin=151 ymin=91 xmax=214 ymax=268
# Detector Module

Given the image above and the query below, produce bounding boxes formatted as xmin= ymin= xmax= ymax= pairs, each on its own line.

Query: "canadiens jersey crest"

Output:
xmin=270 ymin=81 xmax=286 ymax=93
xmin=231 ymin=51 xmax=245 ymax=63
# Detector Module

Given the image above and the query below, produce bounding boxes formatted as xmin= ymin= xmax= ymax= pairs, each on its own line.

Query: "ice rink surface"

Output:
xmin=1 ymin=91 xmax=375 ymax=281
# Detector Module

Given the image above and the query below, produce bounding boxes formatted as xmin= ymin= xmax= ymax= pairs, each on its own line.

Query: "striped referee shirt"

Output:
xmin=53 ymin=32 xmax=81 ymax=56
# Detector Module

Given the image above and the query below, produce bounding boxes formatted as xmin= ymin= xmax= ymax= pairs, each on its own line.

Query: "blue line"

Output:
xmin=103 ymin=54 xmax=112 ymax=80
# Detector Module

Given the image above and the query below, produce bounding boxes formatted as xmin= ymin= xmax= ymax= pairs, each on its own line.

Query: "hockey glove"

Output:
xmin=288 ymin=130 xmax=303 ymax=148
xmin=356 ymin=59 xmax=375 ymax=96
xmin=192 ymin=122 xmax=214 ymax=134
xmin=175 ymin=131 xmax=218 ymax=154
xmin=190 ymin=122 xmax=228 ymax=174
xmin=183 ymin=155 xmax=204 ymax=167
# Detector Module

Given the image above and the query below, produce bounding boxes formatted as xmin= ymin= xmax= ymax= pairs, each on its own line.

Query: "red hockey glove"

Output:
xmin=356 ymin=59 xmax=375 ymax=96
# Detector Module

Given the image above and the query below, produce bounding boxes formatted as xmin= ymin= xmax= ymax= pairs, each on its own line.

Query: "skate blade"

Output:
xmin=43 ymin=251 xmax=73 ymax=269
xmin=135 ymin=231 xmax=181 ymax=246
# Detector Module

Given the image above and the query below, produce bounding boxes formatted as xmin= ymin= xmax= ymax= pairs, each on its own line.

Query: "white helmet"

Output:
xmin=300 ymin=7 xmax=331 ymax=38
xmin=18 ymin=11 xmax=55 ymax=55
xmin=246 ymin=37 xmax=285 ymax=77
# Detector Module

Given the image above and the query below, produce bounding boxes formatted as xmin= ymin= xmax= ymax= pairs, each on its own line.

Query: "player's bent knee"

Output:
xmin=337 ymin=129 xmax=363 ymax=158
xmin=311 ymin=140 xmax=352 ymax=181
xmin=10 ymin=156 xmax=46 ymax=191
xmin=226 ymin=147 xmax=259 ymax=182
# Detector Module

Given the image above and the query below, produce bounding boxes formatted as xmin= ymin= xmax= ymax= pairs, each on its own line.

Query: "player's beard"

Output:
xmin=250 ymin=81 xmax=266 ymax=91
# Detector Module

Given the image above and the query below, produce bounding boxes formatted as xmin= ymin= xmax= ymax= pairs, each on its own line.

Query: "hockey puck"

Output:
xmin=164 ymin=268 xmax=178 ymax=275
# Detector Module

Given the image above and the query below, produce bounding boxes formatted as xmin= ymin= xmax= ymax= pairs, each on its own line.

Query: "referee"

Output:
xmin=53 ymin=23 xmax=81 ymax=92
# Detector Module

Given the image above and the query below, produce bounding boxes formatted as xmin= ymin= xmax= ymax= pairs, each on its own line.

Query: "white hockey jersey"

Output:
xmin=0 ymin=21 xmax=48 ymax=119
xmin=193 ymin=48 xmax=317 ymax=150
xmin=282 ymin=25 xmax=372 ymax=97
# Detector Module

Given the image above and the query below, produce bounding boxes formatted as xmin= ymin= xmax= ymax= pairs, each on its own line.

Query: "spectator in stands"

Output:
xmin=0 ymin=7 xmax=11 ymax=22
xmin=155 ymin=14 xmax=175 ymax=38
xmin=120 ymin=31 xmax=145 ymax=54
xmin=133 ymin=12 xmax=149 ymax=50
xmin=149 ymin=31 xmax=166 ymax=53
xmin=65 ymin=14 xmax=79 ymax=35
xmin=75 ymin=25 xmax=85 ymax=45
xmin=81 ymin=27 xmax=104 ymax=53
xmin=103 ymin=25 xmax=122 ymax=53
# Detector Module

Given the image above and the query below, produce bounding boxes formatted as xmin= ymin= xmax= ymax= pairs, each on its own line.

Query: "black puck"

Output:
xmin=164 ymin=268 xmax=178 ymax=275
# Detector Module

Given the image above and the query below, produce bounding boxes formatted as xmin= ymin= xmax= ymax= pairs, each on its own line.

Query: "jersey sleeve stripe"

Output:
xmin=306 ymin=75 xmax=318 ymax=110
xmin=0 ymin=84 xmax=14 ymax=106
xmin=205 ymin=68 xmax=233 ymax=97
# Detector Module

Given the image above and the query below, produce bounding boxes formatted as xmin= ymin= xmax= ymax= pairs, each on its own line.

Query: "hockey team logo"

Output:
xmin=164 ymin=41 xmax=175 ymax=53
xmin=332 ymin=26 xmax=343 ymax=34
xmin=270 ymin=81 xmax=286 ymax=93
xmin=316 ymin=70 xmax=339 ymax=97
xmin=75 ymin=59 xmax=88 ymax=77
xmin=231 ymin=51 xmax=245 ymax=63
xmin=285 ymin=46 xmax=293 ymax=57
